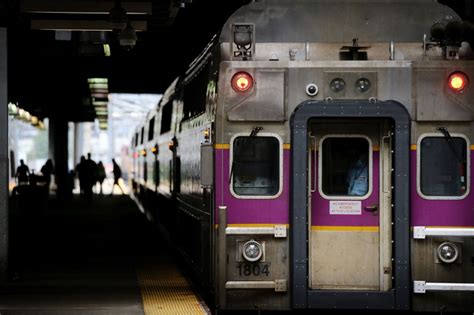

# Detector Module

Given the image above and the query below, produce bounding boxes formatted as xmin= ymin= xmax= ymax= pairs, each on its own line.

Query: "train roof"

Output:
xmin=219 ymin=0 xmax=459 ymax=44
xmin=158 ymin=77 xmax=179 ymax=108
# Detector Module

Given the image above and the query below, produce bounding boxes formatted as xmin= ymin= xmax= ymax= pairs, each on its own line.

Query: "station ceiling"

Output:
xmin=1 ymin=0 xmax=472 ymax=123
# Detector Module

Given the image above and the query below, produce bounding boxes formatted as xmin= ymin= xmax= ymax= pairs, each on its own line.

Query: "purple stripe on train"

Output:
xmin=311 ymin=152 xmax=380 ymax=226
xmin=410 ymin=151 xmax=474 ymax=227
xmin=215 ymin=149 xmax=290 ymax=224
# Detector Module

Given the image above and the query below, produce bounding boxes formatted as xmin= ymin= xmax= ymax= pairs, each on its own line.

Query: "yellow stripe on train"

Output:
xmin=312 ymin=226 xmax=379 ymax=232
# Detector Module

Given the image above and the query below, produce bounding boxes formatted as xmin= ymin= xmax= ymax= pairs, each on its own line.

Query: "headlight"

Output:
xmin=242 ymin=240 xmax=263 ymax=262
xmin=437 ymin=242 xmax=459 ymax=264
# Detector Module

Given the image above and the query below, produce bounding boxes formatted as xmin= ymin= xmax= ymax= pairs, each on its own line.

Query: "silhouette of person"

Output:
xmin=96 ymin=161 xmax=106 ymax=195
xmin=84 ymin=153 xmax=97 ymax=201
xmin=346 ymin=151 xmax=369 ymax=196
xmin=40 ymin=159 xmax=55 ymax=188
xmin=111 ymin=159 xmax=124 ymax=195
xmin=75 ymin=156 xmax=86 ymax=195
xmin=15 ymin=159 xmax=30 ymax=184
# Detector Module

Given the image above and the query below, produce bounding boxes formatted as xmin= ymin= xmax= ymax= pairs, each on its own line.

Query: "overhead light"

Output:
xmin=109 ymin=1 xmax=128 ymax=31
xmin=119 ymin=22 xmax=137 ymax=49
xmin=88 ymin=78 xmax=108 ymax=84
xmin=103 ymin=44 xmax=111 ymax=57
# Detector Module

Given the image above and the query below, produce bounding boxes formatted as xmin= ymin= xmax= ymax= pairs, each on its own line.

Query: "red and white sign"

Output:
xmin=329 ymin=201 xmax=362 ymax=215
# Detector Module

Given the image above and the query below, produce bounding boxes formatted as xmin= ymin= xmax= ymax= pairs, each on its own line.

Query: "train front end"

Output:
xmin=213 ymin=0 xmax=474 ymax=312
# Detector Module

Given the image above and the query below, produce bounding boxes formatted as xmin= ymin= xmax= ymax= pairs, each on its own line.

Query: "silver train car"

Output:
xmin=130 ymin=0 xmax=474 ymax=311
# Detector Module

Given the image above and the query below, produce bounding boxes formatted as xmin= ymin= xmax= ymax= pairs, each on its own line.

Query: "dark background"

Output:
xmin=1 ymin=0 xmax=473 ymax=121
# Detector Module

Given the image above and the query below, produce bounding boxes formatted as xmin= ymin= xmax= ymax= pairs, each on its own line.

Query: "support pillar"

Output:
xmin=74 ymin=123 xmax=84 ymax=167
xmin=49 ymin=118 xmax=69 ymax=200
xmin=0 ymin=27 xmax=8 ymax=284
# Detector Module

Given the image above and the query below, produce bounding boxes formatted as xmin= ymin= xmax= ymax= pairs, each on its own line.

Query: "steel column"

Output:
xmin=0 ymin=27 xmax=8 ymax=284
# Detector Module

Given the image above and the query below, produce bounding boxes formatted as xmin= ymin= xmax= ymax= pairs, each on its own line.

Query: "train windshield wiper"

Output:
xmin=229 ymin=127 xmax=263 ymax=184
xmin=437 ymin=127 xmax=466 ymax=164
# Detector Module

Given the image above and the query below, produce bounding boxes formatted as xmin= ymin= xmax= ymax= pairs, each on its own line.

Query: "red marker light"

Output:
xmin=231 ymin=72 xmax=253 ymax=92
xmin=448 ymin=72 xmax=468 ymax=93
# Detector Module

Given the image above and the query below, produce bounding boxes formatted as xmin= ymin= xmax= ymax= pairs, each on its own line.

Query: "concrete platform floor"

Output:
xmin=1 ymin=194 xmax=206 ymax=315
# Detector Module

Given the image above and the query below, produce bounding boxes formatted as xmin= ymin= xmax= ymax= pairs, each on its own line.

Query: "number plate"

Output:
xmin=236 ymin=263 xmax=271 ymax=277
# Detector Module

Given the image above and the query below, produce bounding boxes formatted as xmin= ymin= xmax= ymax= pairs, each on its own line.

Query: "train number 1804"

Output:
xmin=237 ymin=263 xmax=271 ymax=277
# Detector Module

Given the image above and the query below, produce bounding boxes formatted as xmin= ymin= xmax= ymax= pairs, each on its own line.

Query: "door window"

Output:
xmin=320 ymin=136 xmax=371 ymax=198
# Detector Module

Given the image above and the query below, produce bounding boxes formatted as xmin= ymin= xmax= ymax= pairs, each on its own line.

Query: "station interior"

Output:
xmin=0 ymin=1 xmax=473 ymax=314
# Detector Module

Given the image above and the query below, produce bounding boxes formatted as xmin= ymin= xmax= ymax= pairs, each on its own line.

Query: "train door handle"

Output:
xmin=364 ymin=205 xmax=378 ymax=214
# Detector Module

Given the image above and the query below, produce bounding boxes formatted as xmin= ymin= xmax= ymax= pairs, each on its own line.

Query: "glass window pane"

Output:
xmin=232 ymin=136 xmax=279 ymax=196
xmin=321 ymin=137 xmax=370 ymax=196
xmin=420 ymin=137 xmax=467 ymax=196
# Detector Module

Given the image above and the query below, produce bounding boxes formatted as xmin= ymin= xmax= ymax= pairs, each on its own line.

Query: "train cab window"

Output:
xmin=148 ymin=117 xmax=155 ymax=141
xmin=419 ymin=136 xmax=469 ymax=198
xmin=231 ymin=136 xmax=280 ymax=197
xmin=134 ymin=132 xmax=139 ymax=147
xmin=320 ymin=137 xmax=371 ymax=198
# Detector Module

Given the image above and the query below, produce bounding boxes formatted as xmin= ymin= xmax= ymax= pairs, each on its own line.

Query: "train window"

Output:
xmin=134 ymin=132 xmax=138 ymax=147
xmin=320 ymin=137 xmax=371 ymax=198
xmin=161 ymin=102 xmax=172 ymax=134
xmin=231 ymin=136 xmax=280 ymax=197
xmin=140 ymin=127 xmax=144 ymax=145
xmin=148 ymin=117 xmax=155 ymax=141
xmin=419 ymin=136 xmax=469 ymax=198
xmin=183 ymin=62 xmax=210 ymax=121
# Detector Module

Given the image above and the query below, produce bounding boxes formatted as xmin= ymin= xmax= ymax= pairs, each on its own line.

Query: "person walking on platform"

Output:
xmin=15 ymin=159 xmax=30 ymax=185
xmin=75 ymin=156 xmax=86 ymax=195
xmin=111 ymin=159 xmax=124 ymax=195
xmin=40 ymin=159 xmax=55 ymax=189
xmin=84 ymin=153 xmax=97 ymax=201
xmin=96 ymin=161 xmax=106 ymax=195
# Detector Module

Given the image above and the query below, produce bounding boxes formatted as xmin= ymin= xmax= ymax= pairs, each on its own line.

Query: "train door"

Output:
xmin=291 ymin=100 xmax=410 ymax=310
xmin=307 ymin=119 xmax=392 ymax=291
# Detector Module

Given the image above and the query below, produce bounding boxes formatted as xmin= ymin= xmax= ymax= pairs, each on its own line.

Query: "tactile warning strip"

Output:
xmin=137 ymin=264 xmax=208 ymax=315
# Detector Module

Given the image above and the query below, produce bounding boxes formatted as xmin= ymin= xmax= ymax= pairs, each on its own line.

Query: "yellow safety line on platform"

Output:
xmin=312 ymin=226 xmax=379 ymax=232
xmin=137 ymin=264 xmax=208 ymax=315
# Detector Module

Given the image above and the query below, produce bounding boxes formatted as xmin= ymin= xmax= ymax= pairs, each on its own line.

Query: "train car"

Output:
xmin=130 ymin=0 xmax=474 ymax=312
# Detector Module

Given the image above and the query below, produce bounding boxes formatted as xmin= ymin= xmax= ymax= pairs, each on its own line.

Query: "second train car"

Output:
xmin=130 ymin=0 xmax=474 ymax=312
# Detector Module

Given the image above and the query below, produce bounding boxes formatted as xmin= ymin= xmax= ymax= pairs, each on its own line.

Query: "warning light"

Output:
xmin=448 ymin=72 xmax=468 ymax=93
xmin=231 ymin=71 xmax=253 ymax=92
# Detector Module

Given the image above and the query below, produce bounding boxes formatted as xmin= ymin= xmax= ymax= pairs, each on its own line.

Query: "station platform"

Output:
xmin=1 ymin=194 xmax=209 ymax=315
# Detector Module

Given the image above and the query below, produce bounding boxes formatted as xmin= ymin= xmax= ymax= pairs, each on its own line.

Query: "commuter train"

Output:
xmin=130 ymin=0 xmax=474 ymax=311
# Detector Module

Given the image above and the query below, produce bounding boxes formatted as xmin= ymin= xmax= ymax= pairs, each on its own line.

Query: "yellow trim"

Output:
xmin=424 ymin=226 xmax=474 ymax=229
xmin=312 ymin=226 xmax=379 ymax=232
xmin=215 ymin=143 xmax=229 ymax=149
xmin=471 ymin=145 xmax=474 ymax=150
xmin=411 ymin=144 xmax=417 ymax=150
xmin=214 ymin=223 xmax=289 ymax=229
xmin=283 ymin=143 xmax=291 ymax=149
xmin=372 ymin=145 xmax=380 ymax=152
